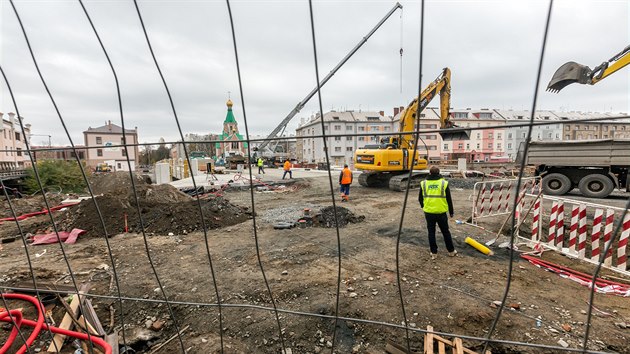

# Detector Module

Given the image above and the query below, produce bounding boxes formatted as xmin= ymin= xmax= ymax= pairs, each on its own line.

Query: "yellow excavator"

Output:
xmin=354 ymin=68 xmax=470 ymax=191
xmin=547 ymin=45 xmax=630 ymax=92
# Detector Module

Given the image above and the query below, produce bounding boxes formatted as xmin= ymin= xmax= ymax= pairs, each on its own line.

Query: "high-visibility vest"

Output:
xmin=283 ymin=161 xmax=291 ymax=171
xmin=257 ymin=159 xmax=263 ymax=167
xmin=341 ymin=168 xmax=352 ymax=184
xmin=420 ymin=178 xmax=449 ymax=214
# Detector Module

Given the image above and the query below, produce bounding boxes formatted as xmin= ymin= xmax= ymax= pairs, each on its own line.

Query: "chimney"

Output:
xmin=379 ymin=110 xmax=384 ymax=117
xmin=8 ymin=112 xmax=15 ymax=127
xmin=108 ymin=120 xmax=112 ymax=131
xmin=393 ymin=107 xmax=399 ymax=116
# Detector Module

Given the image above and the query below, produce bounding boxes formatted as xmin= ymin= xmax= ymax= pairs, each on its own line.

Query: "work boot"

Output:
xmin=448 ymin=250 xmax=458 ymax=257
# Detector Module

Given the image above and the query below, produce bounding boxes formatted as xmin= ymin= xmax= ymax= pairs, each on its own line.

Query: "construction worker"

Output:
xmin=339 ymin=164 xmax=353 ymax=202
xmin=257 ymin=157 xmax=265 ymax=174
xmin=419 ymin=166 xmax=457 ymax=260
xmin=282 ymin=158 xmax=292 ymax=179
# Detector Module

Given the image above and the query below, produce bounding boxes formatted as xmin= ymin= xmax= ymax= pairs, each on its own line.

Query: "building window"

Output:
xmin=466 ymin=143 xmax=470 ymax=149
xmin=479 ymin=113 xmax=492 ymax=119
xmin=346 ymin=126 xmax=353 ymax=131
xmin=96 ymin=137 xmax=102 ymax=144
xmin=122 ymin=149 xmax=127 ymax=157
xmin=454 ymin=112 xmax=467 ymax=118
xmin=428 ymin=146 xmax=437 ymax=150
xmin=565 ymin=134 xmax=570 ymax=139
xmin=507 ymin=143 xmax=512 ymax=149
xmin=575 ymin=125 xmax=580 ymax=130
xmin=324 ymin=126 xmax=329 ymax=131
xmin=488 ymin=143 xmax=492 ymax=149
xmin=346 ymin=136 xmax=352 ymax=141
xmin=346 ymin=147 xmax=353 ymax=152
xmin=555 ymin=133 xmax=559 ymax=139
xmin=497 ymin=133 xmax=501 ymax=139
xmin=443 ymin=144 xmax=449 ymax=150
xmin=334 ymin=137 xmax=341 ymax=141
xmin=358 ymin=137 xmax=365 ymax=141
xmin=476 ymin=133 xmax=481 ymax=139
xmin=476 ymin=143 xmax=480 ymax=149
xmin=603 ymin=126 xmax=608 ymax=132
xmin=334 ymin=147 xmax=341 ymax=152
xmin=358 ymin=126 xmax=365 ymax=132
xmin=565 ymin=126 xmax=570 ymax=131
xmin=488 ymin=133 xmax=493 ymax=139
xmin=231 ymin=142 xmax=239 ymax=149
xmin=15 ymin=132 xmax=21 ymax=141
xmin=384 ymin=127 xmax=390 ymax=131
xmin=497 ymin=143 xmax=502 ymax=149
xmin=334 ymin=125 xmax=341 ymax=131
xmin=508 ymin=133 xmax=513 ymax=139
xmin=16 ymin=148 xmax=22 ymax=156
xmin=97 ymin=149 xmax=103 ymax=157
xmin=117 ymin=163 xmax=122 ymax=169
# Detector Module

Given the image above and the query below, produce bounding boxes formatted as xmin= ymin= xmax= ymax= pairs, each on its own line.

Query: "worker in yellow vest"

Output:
xmin=419 ymin=166 xmax=457 ymax=260
xmin=282 ymin=158 xmax=292 ymax=179
xmin=257 ymin=157 xmax=265 ymax=174
xmin=339 ymin=164 xmax=353 ymax=202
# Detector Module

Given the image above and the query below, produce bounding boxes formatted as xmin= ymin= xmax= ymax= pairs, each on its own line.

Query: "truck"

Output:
xmin=522 ymin=139 xmax=630 ymax=198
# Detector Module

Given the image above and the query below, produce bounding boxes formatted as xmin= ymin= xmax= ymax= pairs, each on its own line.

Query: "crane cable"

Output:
xmin=399 ymin=6 xmax=404 ymax=94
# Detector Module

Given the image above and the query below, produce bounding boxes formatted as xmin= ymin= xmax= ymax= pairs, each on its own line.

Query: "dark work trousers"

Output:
xmin=424 ymin=212 xmax=455 ymax=254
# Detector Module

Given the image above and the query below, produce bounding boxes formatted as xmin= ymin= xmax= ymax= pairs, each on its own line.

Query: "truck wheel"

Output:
xmin=542 ymin=173 xmax=571 ymax=195
xmin=578 ymin=174 xmax=614 ymax=198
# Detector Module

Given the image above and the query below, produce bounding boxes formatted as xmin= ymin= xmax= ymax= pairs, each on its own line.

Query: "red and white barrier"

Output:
xmin=471 ymin=177 xmax=540 ymax=225
xmin=525 ymin=194 xmax=630 ymax=275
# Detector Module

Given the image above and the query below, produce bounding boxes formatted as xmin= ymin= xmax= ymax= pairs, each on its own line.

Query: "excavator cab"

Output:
xmin=547 ymin=62 xmax=592 ymax=93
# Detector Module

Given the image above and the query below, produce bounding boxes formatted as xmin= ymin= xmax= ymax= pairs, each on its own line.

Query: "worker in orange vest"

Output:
xmin=282 ymin=158 xmax=292 ymax=179
xmin=339 ymin=164 xmax=353 ymax=202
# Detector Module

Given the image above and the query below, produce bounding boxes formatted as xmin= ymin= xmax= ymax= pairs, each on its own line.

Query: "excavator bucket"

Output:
xmin=547 ymin=61 xmax=591 ymax=93
xmin=439 ymin=129 xmax=471 ymax=141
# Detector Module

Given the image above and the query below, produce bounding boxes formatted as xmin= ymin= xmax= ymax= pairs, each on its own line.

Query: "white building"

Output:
xmin=296 ymin=110 xmax=395 ymax=167
xmin=494 ymin=109 xmax=563 ymax=160
xmin=83 ymin=121 xmax=139 ymax=170
xmin=0 ymin=112 xmax=31 ymax=169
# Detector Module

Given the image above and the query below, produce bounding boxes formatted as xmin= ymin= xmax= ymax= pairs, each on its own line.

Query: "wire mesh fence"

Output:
xmin=1 ymin=0 xmax=629 ymax=353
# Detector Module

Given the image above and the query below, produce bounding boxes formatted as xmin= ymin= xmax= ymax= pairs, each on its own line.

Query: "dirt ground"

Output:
xmin=1 ymin=173 xmax=629 ymax=354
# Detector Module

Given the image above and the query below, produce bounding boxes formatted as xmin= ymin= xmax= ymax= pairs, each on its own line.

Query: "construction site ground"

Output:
xmin=1 ymin=169 xmax=629 ymax=354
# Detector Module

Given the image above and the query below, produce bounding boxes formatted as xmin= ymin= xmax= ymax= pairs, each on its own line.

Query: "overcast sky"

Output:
xmin=1 ymin=0 xmax=628 ymax=146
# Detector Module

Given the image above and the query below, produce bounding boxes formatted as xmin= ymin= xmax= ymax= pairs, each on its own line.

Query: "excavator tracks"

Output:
xmin=358 ymin=171 xmax=428 ymax=191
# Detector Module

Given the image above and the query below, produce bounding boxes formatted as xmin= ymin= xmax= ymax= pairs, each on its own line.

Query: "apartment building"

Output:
xmin=555 ymin=111 xmax=630 ymax=140
xmin=443 ymin=108 xmax=506 ymax=162
xmin=296 ymin=110 xmax=395 ymax=166
xmin=0 ymin=112 xmax=32 ymax=169
xmin=83 ymin=121 xmax=139 ymax=171
xmin=495 ymin=109 xmax=563 ymax=160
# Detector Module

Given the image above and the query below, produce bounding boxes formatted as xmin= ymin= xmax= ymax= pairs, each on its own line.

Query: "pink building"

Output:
xmin=83 ymin=121 xmax=139 ymax=171
xmin=440 ymin=108 xmax=505 ymax=162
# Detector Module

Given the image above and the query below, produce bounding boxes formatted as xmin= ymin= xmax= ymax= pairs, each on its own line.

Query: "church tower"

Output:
xmin=216 ymin=99 xmax=247 ymax=158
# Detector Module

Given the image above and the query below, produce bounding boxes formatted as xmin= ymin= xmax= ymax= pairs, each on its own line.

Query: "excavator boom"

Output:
xmin=547 ymin=45 xmax=630 ymax=92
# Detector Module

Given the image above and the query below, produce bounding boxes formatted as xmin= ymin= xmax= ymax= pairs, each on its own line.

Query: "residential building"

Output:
xmin=445 ymin=108 xmax=505 ymax=162
xmin=296 ymin=110 xmax=395 ymax=167
xmin=0 ymin=112 xmax=31 ymax=169
xmin=83 ymin=121 xmax=139 ymax=171
xmin=495 ymin=109 xmax=563 ymax=160
xmin=555 ymin=111 xmax=630 ymax=140
xmin=215 ymin=99 xmax=248 ymax=158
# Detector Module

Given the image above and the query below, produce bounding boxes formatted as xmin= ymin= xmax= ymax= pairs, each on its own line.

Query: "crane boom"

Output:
xmin=257 ymin=2 xmax=403 ymax=155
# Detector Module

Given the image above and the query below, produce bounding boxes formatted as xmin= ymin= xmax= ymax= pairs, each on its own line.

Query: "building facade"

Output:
xmin=32 ymin=146 xmax=86 ymax=162
xmin=443 ymin=108 xmax=506 ymax=162
xmin=0 ymin=112 xmax=32 ymax=169
xmin=296 ymin=110 xmax=396 ymax=167
xmin=83 ymin=121 xmax=139 ymax=171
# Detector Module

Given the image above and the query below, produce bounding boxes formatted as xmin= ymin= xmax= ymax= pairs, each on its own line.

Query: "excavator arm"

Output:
xmin=397 ymin=68 xmax=469 ymax=149
xmin=547 ymin=45 xmax=630 ymax=92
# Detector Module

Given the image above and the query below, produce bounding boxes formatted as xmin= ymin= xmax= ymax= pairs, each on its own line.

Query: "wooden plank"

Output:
xmin=425 ymin=325 xmax=434 ymax=354
xmin=438 ymin=342 xmax=446 ymax=354
xmin=78 ymin=315 xmax=101 ymax=337
xmin=452 ymin=338 xmax=464 ymax=354
xmin=105 ymin=334 xmax=119 ymax=354
xmin=47 ymin=292 xmax=81 ymax=352
xmin=82 ymin=298 xmax=106 ymax=336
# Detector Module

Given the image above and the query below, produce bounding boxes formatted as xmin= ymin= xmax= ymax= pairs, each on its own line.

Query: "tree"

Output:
xmin=24 ymin=160 xmax=88 ymax=194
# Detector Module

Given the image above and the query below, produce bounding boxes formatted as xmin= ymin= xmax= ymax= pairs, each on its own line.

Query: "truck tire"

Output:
xmin=542 ymin=173 xmax=571 ymax=195
xmin=578 ymin=174 xmax=614 ymax=198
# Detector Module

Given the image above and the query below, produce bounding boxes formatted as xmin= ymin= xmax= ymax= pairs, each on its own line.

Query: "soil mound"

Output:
xmin=316 ymin=206 xmax=365 ymax=228
xmin=0 ymin=194 xmax=64 ymax=219
xmin=49 ymin=172 xmax=252 ymax=236
xmin=58 ymin=194 xmax=250 ymax=236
